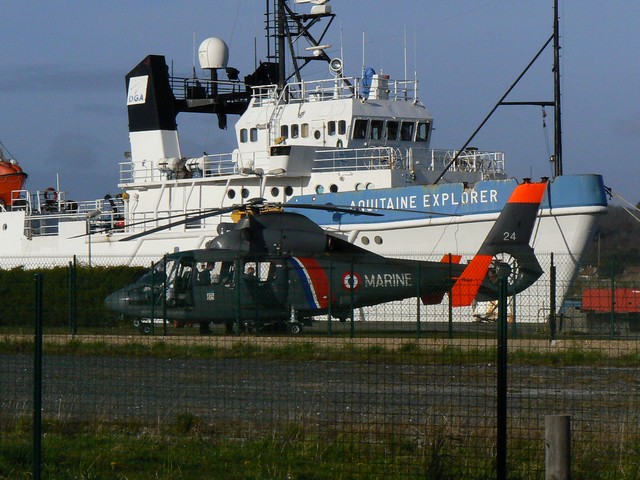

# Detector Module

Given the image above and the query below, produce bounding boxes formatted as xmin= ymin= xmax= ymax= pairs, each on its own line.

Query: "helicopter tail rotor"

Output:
xmin=450 ymin=180 xmax=547 ymax=306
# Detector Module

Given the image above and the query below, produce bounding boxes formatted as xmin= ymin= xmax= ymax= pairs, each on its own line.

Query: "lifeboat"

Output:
xmin=0 ymin=159 xmax=28 ymax=209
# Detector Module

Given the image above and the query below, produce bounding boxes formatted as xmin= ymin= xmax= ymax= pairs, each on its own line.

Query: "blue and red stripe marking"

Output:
xmin=288 ymin=257 xmax=330 ymax=309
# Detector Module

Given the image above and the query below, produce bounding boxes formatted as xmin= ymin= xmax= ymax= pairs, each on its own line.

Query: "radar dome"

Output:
xmin=198 ymin=37 xmax=229 ymax=70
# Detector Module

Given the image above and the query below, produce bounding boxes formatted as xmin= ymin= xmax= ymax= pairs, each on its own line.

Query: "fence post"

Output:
xmin=550 ymin=253 xmax=557 ymax=340
xmin=33 ymin=273 xmax=43 ymax=480
xmin=416 ymin=263 xmax=421 ymax=339
xmin=610 ymin=257 xmax=616 ymax=339
xmin=545 ymin=415 xmax=571 ymax=480
xmin=496 ymin=274 xmax=509 ymax=480
xmin=67 ymin=258 xmax=78 ymax=336
xmin=349 ymin=257 xmax=355 ymax=339
xmin=327 ymin=258 xmax=333 ymax=337
xmin=448 ymin=253 xmax=453 ymax=338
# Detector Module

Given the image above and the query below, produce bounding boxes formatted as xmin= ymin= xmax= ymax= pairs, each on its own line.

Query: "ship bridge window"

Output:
xmin=280 ymin=125 xmax=289 ymax=138
xmin=327 ymin=121 xmax=336 ymax=136
xmin=338 ymin=120 xmax=346 ymax=135
xmin=291 ymin=124 xmax=299 ymax=139
xmin=250 ymin=128 xmax=258 ymax=142
xmin=301 ymin=123 xmax=309 ymax=138
xmin=400 ymin=121 xmax=414 ymax=141
xmin=386 ymin=120 xmax=399 ymax=141
xmin=240 ymin=129 xmax=248 ymax=143
xmin=353 ymin=119 xmax=368 ymax=140
xmin=370 ymin=119 xmax=384 ymax=140
xmin=416 ymin=121 xmax=430 ymax=142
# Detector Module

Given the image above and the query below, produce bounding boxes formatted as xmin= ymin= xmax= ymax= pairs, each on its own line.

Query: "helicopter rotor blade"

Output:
xmin=120 ymin=204 xmax=242 ymax=241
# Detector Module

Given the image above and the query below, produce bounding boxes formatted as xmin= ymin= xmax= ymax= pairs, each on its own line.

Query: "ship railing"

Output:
xmin=312 ymin=146 xmax=406 ymax=172
xmin=169 ymin=76 xmax=246 ymax=101
xmin=18 ymin=195 xmax=127 ymax=237
xmin=119 ymin=153 xmax=238 ymax=184
xmin=410 ymin=148 xmax=506 ymax=176
xmin=250 ymin=77 xmax=419 ymax=106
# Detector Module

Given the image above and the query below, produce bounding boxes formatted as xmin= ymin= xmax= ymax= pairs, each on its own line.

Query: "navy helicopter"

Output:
xmin=105 ymin=180 xmax=547 ymax=334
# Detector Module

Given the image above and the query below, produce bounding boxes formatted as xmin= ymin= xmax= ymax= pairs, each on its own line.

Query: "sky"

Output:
xmin=1 ymin=1 xmax=639 ymax=206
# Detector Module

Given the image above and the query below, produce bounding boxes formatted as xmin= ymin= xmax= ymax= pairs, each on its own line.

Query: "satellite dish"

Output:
xmin=329 ymin=58 xmax=343 ymax=76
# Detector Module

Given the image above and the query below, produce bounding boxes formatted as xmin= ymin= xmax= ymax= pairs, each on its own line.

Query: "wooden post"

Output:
xmin=545 ymin=415 xmax=571 ymax=480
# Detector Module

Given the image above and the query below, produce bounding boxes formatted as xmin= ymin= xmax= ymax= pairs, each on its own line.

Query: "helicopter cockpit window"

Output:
xmin=196 ymin=261 xmax=224 ymax=285
xmin=243 ymin=261 xmax=274 ymax=283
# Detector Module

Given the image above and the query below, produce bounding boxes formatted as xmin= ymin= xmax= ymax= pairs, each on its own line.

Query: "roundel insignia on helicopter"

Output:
xmin=342 ymin=272 xmax=361 ymax=291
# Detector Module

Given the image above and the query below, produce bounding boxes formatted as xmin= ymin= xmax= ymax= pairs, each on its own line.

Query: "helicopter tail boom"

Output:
xmin=450 ymin=181 xmax=547 ymax=307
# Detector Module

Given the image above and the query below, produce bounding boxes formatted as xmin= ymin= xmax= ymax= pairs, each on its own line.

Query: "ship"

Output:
xmin=0 ymin=0 xmax=607 ymax=320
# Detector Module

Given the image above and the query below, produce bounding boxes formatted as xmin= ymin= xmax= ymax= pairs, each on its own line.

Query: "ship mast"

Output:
xmin=553 ymin=0 xmax=563 ymax=176
xmin=434 ymin=0 xmax=564 ymax=184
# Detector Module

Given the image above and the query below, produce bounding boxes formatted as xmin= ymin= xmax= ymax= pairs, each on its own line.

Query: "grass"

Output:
xmin=2 ymin=415 xmax=640 ymax=479
xmin=1 ymin=335 xmax=640 ymax=367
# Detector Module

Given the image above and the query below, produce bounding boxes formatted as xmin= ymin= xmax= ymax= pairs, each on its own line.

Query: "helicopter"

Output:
xmin=105 ymin=180 xmax=548 ymax=334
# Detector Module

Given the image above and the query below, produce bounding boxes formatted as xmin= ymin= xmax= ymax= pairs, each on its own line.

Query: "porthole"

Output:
xmin=355 ymin=183 xmax=363 ymax=191
xmin=285 ymin=186 xmax=293 ymax=196
xmin=271 ymin=187 xmax=280 ymax=197
xmin=365 ymin=182 xmax=374 ymax=190
xmin=361 ymin=236 xmax=370 ymax=245
xmin=374 ymin=236 xmax=383 ymax=245
xmin=315 ymin=185 xmax=325 ymax=194
xmin=227 ymin=190 xmax=236 ymax=199
xmin=329 ymin=184 xmax=338 ymax=193
xmin=2 ymin=224 xmax=7 ymax=231
xmin=314 ymin=130 xmax=321 ymax=139
xmin=241 ymin=188 xmax=250 ymax=199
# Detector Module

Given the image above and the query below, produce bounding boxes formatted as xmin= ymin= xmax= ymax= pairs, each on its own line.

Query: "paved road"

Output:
xmin=2 ymin=352 xmax=637 ymax=437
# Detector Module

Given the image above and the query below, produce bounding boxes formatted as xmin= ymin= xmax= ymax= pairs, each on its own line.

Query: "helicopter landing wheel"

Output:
xmin=139 ymin=323 xmax=153 ymax=335
xmin=288 ymin=322 xmax=303 ymax=335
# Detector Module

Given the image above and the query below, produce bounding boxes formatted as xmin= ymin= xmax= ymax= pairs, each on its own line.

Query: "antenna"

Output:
xmin=361 ymin=31 xmax=365 ymax=76
xmin=403 ymin=25 xmax=407 ymax=81
xmin=192 ymin=32 xmax=197 ymax=77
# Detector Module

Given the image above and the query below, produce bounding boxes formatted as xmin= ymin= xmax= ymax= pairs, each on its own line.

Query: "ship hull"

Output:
xmin=0 ymin=174 xmax=606 ymax=319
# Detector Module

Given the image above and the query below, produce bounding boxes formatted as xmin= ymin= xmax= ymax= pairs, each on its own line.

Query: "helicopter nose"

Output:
xmin=105 ymin=289 xmax=127 ymax=314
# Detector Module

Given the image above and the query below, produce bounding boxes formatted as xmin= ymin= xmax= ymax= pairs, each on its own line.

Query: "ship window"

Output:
xmin=315 ymin=185 xmax=324 ymax=194
xmin=270 ymin=187 xmax=280 ymax=197
xmin=374 ymin=236 xmax=383 ymax=245
xmin=338 ymin=120 xmax=346 ymax=135
xmin=386 ymin=120 xmax=399 ymax=141
xmin=329 ymin=184 xmax=338 ymax=193
xmin=250 ymin=128 xmax=258 ymax=142
xmin=314 ymin=130 xmax=321 ymax=140
xmin=416 ymin=121 xmax=430 ymax=142
xmin=240 ymin=129 xmax=248 ymax=143
xmin=370 ymin=119 xmax=384 ymax=140
xmin=327 ymin=121 xmax=336 ymax=136
xmin=353 ymin=119 xmax=368 ymax=139
xmin=291 ymin=124 xmax=299 ymax=139
xmin=227 ymin=189 xmax=236 ymax=199
xmin=280 ymin=125 xmax=289 ymax=138
xmin=400 ymin=121 xmax=414 ymax=141
xmin=361 ymin=236 xmax=370 ymax=245
xmin=285 ymin=186 xmax=293 ymax=196
xmin=241 ymin=188 xmax=250 ymax=198
xmin=301 ymin=123 xmax=309 ymax=138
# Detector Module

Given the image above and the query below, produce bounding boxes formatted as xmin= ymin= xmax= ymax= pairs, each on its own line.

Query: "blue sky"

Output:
xmin=1 ymin=1 xmax=639 ymax=205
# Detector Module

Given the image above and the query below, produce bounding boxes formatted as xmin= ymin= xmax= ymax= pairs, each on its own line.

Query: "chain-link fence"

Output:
xmin=1 ymin=253 xmax=639 ymax=478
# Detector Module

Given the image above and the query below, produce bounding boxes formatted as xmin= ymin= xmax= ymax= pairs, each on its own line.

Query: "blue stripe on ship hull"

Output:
xmin=286 ymin=174 xmax=607 ymax=225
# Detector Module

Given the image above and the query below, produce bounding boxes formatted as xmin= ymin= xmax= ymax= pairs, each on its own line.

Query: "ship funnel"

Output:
xmin=198 ymin=37 xmax=229 ymax=70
